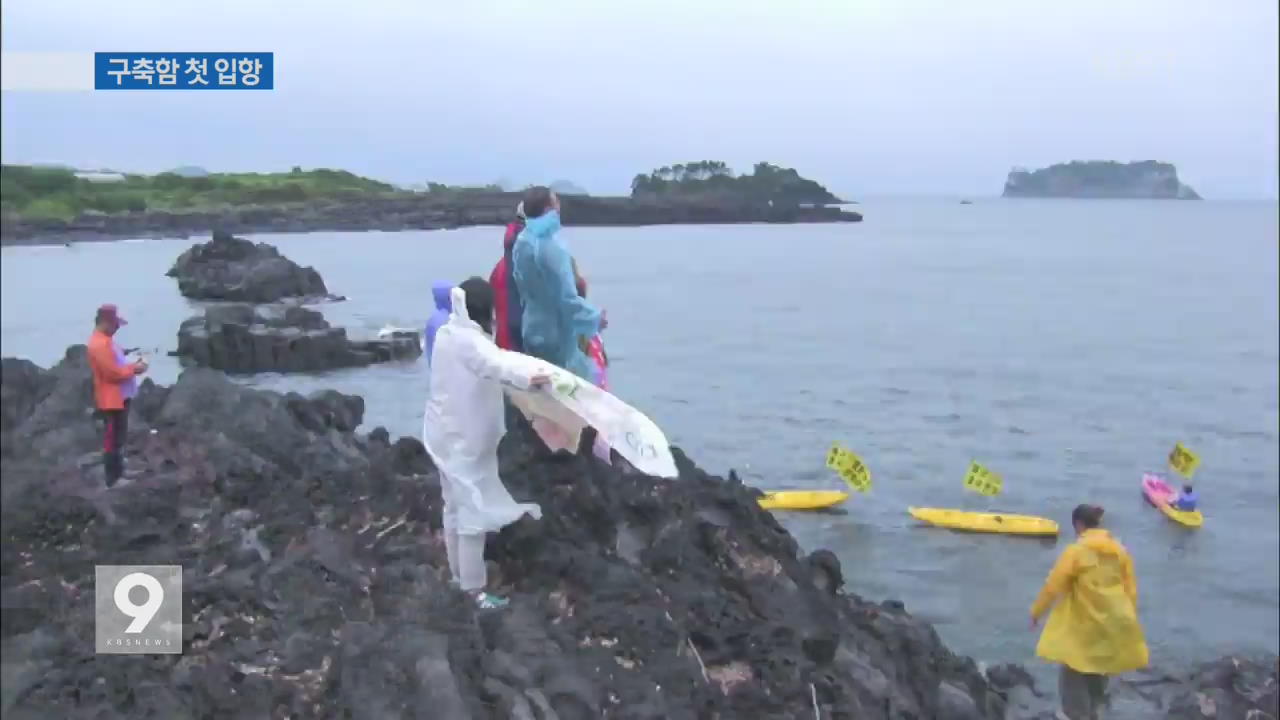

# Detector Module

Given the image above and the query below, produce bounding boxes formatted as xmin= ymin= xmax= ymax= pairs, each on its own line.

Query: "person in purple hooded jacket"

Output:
xmin=424 ymin=281 xmax=453 ymax=365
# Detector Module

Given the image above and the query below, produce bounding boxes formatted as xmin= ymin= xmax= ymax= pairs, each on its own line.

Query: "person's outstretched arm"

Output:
xmin=461 ymin=335 xmax=545 ymax=390
xmin=1030 ymin=545 xmax=1079 ymax=620
xmin=542 ymin=240 xmax=602 ymax=338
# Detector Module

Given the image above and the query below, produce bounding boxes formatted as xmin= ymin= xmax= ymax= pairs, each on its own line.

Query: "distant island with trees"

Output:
xmin=1002 ymin=160 xmax=1201 ymax=200
xmin=631 ymin=161 xmax=843 ymax=205
xmin=0 ymin=161 xmax=859 ymax=245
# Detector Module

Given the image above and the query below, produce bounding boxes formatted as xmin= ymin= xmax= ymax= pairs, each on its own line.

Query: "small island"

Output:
xmin=1002 ymin=160 xmax=1201 ymax=200
xmin=630 ymin=160 xmax=843 ymax=205
xmin=0 ymin=161 xmax=860 ymax=246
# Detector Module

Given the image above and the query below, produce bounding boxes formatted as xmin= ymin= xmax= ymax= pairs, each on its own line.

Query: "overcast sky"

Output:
xmin=2 ymin=0 xmax=1277 ymax=198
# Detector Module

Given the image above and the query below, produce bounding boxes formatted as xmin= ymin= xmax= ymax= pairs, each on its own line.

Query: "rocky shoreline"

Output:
xmin=0 ymin=192 xmax=863 ymax=247
xmin=1 ymin=347 xmax=1275 ymax=719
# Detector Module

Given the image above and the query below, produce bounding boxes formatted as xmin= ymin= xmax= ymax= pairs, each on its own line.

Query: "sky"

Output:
xmin=2 ymin=0 xmax=1277 ymax=199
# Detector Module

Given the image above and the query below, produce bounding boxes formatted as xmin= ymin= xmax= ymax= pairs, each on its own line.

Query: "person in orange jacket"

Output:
xmin=1030 ymin=504 xmax=1148 ymax=720
xmin=87 ymin=304 xmax=147 ymax=487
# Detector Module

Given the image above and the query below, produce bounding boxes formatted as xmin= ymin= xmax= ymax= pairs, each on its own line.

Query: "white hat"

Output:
xmin=515 ymin=201 xmax=526 ymax=219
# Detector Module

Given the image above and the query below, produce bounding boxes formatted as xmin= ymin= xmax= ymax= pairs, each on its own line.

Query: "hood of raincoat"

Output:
xmin=1032 ymin=528 xmax=1149 ymax=675
xmin=503 ymin=218 xmax=526 ymax=252
xmin=1076 ymin=528 xmax=1126 ymax=556
xmin=424 ymin=281 xmax=455 ymax=362
xmin=523 ymin=209 xmax=562 ymax=239
xmin=432 ymin=282 xmax=453 ymax=311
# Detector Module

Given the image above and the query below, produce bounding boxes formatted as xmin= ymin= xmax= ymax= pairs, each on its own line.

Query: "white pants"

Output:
xmin=440 ymin=476 xmax=487 ymax=591
xmin=443 ymin=528 xmax=487 ymax=591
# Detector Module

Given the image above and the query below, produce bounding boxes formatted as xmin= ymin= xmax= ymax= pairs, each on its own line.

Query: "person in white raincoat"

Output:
xmin=422 ymin=277 xmax=549 ymax=610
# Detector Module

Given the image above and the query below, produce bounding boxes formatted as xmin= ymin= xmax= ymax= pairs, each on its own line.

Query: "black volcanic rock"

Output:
xmin=174 ymin=304 xmax=420 ymax=374
xmin=166 ymin=230 xmax=334 ymax=302
xmin=0 ymin=348 xmax=1007 ymax=720
xmin=1163 ymin=656 xmax=1278 ymax=719
xmin=3 ymin=349 xmax=1271 ymax=719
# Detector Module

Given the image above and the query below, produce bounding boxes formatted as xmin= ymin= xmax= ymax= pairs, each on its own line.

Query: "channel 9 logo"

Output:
xmin=94 ymin=565 xmax=183 ymax=654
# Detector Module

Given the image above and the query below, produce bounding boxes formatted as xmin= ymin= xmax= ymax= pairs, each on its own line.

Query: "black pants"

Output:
xmin=100 ymin=400 xmax=131 ymax=486
xmin=1059 ymin=665 xmax=1109 ymax=720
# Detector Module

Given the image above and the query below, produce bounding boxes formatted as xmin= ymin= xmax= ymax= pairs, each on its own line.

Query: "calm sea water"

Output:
xmin=3 ymin=198 xmax=1277 ymax=677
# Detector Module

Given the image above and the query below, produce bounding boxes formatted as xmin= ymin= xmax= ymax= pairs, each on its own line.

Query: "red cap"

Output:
xmin=96 ymin=304 xmax=128 ymax=326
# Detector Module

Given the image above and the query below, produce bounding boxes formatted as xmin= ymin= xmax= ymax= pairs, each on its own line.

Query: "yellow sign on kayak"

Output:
xmin=963 ymin=461 xmax=1002 ymax=496
xmin=827 ymin=443 xmax=872 ymax=493
xmin=1168 ymin=442 xmax=1200 ymax=479
xmin=825 ymin=444 xmax=844 ymax=471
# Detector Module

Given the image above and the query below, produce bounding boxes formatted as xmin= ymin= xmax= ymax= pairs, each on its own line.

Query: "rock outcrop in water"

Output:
xmin=166 ymin=230 xmax=336 ymax=303
xmin=174 ymin=304 xmax=420 ymax=374
xmin=2 ymin=348 xmax=1275 ymax=719
xmin=1002 ymin=161 xmax=1201 ymax=200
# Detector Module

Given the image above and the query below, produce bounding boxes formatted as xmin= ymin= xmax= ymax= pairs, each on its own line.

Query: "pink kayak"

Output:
xmin=1141 ymin=473 xmax=1203 ymax=528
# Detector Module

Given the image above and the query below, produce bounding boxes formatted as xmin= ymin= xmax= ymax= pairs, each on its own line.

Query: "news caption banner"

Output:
xmin=94 ymin=52 xmax=273 ymax=90
xmin=95 ymin=565 xmax=183 ymax=654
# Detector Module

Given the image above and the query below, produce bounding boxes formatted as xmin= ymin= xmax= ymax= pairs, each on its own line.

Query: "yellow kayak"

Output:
xmin=908 ymin=507 xmax=1059 ymax=536
xmin=1142 ymin=474 xmax=1204 ymax=528
xmin=758 ymin=490 xmax=849 ymax=511
xmin=1157 ymin=502 xmax=1203 ymax=528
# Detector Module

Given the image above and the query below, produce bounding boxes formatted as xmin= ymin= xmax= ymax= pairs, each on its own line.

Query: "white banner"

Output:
xmin=502 ymin=354 xmax=678 ymax=479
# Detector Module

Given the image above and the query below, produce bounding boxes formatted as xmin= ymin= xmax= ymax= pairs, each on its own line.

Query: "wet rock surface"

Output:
xmin=1 ymin=349 xmax=1275 ymax=719
xmin=174 ymin=304 xmax=420 ymax=374
xmin=166 ymin=230 xmax=337 ymax=303
xmin=1158 ymin=656 xmax=1278 ymax=719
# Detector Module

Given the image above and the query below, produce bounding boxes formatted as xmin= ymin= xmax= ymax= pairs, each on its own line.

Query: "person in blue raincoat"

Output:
xmin=511 ymin=186 xmax=607 ymax=381
xmin=1172 ymin=483 xmax=1198 ymax=512
xmin=424 ymin=281 xmax=453 ymax=363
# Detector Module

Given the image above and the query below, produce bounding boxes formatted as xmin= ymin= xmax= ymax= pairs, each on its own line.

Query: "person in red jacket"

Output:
xmin=490 ymin=202 xmax=526 ymax=350
xmin=87 ymin=304 xmax=148 ymax=487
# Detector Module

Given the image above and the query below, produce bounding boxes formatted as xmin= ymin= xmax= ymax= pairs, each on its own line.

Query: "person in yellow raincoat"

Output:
xmin=1030 ymin=504 xmax=1148 ymax=720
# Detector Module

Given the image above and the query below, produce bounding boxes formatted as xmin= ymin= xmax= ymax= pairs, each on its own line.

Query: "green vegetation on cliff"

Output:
xmin=630 ymin=161 xmax=842 ymax=205
xmin=1 ymin=165 xmax=404 ymax=221
xmin=2 ymin=161 xmax=841 ymax=223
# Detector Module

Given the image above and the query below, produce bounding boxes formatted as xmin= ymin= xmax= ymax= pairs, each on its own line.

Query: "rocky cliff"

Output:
xmin=1 ymin=349 xmax=1007 ymax=719
xmin=2 ymin=348 xmax=1275 ymax=719
xmin=1002 ymin=161 xmax=1201 ymax=200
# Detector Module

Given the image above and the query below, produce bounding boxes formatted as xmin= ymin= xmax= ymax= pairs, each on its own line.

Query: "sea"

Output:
xmin=3 ymin=196 xmax=1277 ymax=682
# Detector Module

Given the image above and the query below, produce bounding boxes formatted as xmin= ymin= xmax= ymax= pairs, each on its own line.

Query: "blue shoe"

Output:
xmin=473 ymin=592 xmax=509 ymax=610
